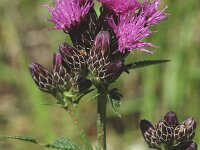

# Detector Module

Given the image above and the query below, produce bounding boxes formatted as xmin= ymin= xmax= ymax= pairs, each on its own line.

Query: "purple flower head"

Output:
xmin=46 ymin=0 xmax=92 ymax=32
xmin=107 ymin=0 xmax=167 ymax=53
xmin=139 ymin=0 xmax=168 ymax=26
xmin=108 ymin=14 xmax=155 ymax=53
xmin=97 ymin=0 xmax=140 ymax=14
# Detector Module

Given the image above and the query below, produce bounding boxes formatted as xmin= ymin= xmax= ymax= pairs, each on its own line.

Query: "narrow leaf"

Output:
xmin=4 ymin=135 xmax=38 ymax=144
xmin=46 ymin=138 xmax=81 ymax=150
xmin=125 ymin=60 xmax=170 ymax=71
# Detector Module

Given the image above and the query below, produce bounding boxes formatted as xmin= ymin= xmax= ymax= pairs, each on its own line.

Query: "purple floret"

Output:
xmin=46 ymin=0 xmax=92 ymax=32
xmin=97 ymin=0 xmax=140 ymax=14
xmin=107 ymin=0 xmax=168 ymax=53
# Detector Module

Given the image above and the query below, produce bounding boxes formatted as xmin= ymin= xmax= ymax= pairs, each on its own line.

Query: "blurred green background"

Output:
xmin=0 ymin=0 xmax=200 ymax=149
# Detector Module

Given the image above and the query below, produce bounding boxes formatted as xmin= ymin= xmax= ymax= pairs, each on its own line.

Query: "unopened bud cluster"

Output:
xmin=140 ymin=112 xmax=197 ymax=150
xmin=29 ymin=53 xmax=92 ymax=105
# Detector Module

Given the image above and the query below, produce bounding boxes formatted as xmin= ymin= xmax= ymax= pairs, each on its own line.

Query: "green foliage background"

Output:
xmin=0 ymin=0 xmax=199 ymax=149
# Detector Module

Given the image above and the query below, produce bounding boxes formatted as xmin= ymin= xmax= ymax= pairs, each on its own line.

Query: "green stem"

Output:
xmin=160 ymin=144 xmax=170 ymax=150
xmin=97 ymin=87 xmax=107 ymax=150
xmin=65 ymin=104 xmax=92 ymax=150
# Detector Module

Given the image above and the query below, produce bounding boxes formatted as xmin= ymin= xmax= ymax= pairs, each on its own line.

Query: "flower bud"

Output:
xmin=88 ymin=31 xmax=122 ymax=84
xmin=140 ymin=120 xmax=159 ymax=148
xmin=98 ymin=60 xmax=123 ymax=83
xmin=164 ymin=111 xmax=179 ymax=128
xmin=185 ymin=141 xmax=198 ymax=150
xmin=92 ymin=31 xmax=110 ymax=58
xmin=174 ymin=117 xmax=196 ymax=141
xmin=59 ymin=43 xmax=86 ymax=71
xmin=155 ymin=120 xmax=173 ymax=143
xmin=183 ymin=117 xmax=196 ymax=129
xmin=183 ymin=117 xmax=196 ymax=141
xmin=53 ymin=52 xmax=71 ymax=91
xmin=88 ymin=31 xmax=110 ymax=71
xmin=29 ymin=63 xmax=55 ymax=93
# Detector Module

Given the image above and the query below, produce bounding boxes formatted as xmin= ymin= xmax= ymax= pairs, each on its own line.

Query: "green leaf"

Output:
xmin=109 ymin=98 xmax=121 ymax=117
xmin=108 ymin=89 xmax=122 ymax=117
xmin=46 ymin=138 xmax=81 ymax=150
xmin=125 ymin=60 xmax=170 ymax=71
xmin=1 ymin=136 xmax=84 ymax=150
xmin=3 ymin=135 xmax=38 ymax=144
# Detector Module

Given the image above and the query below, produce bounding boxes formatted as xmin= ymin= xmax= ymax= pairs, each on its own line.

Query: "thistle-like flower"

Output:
xmin=30 ymin=0 xmax=169 ymax=109
xmin=47 ymin=0 xmax=92 ymax=32
xmin=107 ymin=0 xmax=168 ymax=53
xmin=108 ymin=15 xmax=155 ymax=53
xmin=139 ymin=0 xmax=168 ymax=26
xmin=47 ymin=0 xmax=98 ymax=51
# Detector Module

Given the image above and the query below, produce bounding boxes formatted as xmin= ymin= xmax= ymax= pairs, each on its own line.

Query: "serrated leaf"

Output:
xmin=125 ymin=60 xmax=170 ymax=71
xmin=46 ymin=138 xmax=81 ymax=150
xmin=109 ymin=98 xmax=121 ymax=117
xmin=4 ymin=135 xmax=38 ymax=144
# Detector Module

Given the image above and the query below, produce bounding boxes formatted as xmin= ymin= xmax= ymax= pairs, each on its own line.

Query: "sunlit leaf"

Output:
xmin=46 ymin=138 xmax=81 ymax=150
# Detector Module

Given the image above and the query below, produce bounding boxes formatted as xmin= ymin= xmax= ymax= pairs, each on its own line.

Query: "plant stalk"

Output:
xmin=65 ymin=104 xmax=92 ymax=150
xmin=97 ymin=87 xmax=107 ymax=150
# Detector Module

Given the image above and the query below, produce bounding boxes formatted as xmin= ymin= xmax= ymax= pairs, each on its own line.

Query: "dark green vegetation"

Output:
xmin=0 ymin=0 xmax=200 ymax=149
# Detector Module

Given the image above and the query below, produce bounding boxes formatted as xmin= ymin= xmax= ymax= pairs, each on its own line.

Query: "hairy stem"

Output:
xmin=65 ymin=104 xmax=92 ymax=150
xmin=97 ymin=87 xmax=107 ymax=150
